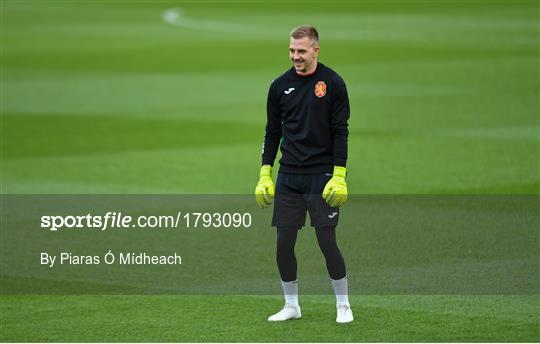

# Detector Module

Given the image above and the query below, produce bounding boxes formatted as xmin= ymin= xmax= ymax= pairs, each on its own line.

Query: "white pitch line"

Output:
xmin=162 ymin=8 xmax=281 ymax=37
xmin=161 ymin=7 xmax=537 ymax=45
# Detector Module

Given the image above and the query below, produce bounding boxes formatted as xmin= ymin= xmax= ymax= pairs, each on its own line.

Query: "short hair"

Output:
xmin=290 ymin=25 xmax=319 ymax=45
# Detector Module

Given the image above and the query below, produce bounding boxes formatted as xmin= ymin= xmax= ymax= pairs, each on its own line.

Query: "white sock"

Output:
xmin=281 ymin=280 xmax=299 ymax=307
xmin=331 ymin=276 xmax=350 ymax=307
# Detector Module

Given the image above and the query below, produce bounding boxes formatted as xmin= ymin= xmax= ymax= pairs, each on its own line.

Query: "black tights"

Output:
xmin=276 ymin=226 xmax=346 ymax=282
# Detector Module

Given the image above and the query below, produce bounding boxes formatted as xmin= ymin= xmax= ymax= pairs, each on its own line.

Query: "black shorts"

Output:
xmin=271 ymin=172 xmax=340 ymax=229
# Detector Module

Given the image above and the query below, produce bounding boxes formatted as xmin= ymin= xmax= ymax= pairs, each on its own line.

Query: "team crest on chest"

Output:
xmin=314 ymin=81 xmax=327 ymax=98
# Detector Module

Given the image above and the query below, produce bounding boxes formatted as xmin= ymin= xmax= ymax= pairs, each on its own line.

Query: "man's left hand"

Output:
xmin=322 ymin=166 xmax=348 ymax=208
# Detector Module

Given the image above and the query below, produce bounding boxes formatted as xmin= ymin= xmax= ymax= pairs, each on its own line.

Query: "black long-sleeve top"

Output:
xmin=261 ymin=62 xmax=350 ymax=174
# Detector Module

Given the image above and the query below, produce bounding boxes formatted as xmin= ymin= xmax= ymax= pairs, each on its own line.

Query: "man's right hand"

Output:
xmin=255 ymin=165 xmax=275 ymax=208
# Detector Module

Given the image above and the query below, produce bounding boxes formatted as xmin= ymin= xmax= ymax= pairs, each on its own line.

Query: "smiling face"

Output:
xmin=289 ymin=36 xmax=320 ymax=75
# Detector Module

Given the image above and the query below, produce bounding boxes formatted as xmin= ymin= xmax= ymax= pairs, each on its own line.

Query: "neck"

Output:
xmin=296 ymin=61 xmax=318 ymax=76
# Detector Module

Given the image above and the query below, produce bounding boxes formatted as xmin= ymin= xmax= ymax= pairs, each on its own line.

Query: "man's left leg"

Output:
xmin=315 ymin=226 xmax=354 ymax=323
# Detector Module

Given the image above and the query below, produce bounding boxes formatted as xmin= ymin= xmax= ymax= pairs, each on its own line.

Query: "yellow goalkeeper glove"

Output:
xmin=322 ymin=166 xmax=348 ymax=208
xmin=255 ymin=165 xmax=275 ymax=208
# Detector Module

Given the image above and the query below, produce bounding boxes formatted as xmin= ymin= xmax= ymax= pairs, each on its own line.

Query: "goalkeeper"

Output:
xmin=255 ymin=25 xmax=353 ymax=323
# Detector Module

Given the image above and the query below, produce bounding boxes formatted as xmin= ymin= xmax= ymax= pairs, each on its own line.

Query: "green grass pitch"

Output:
xmin=1 ymin=1 xmax=539 ymax=342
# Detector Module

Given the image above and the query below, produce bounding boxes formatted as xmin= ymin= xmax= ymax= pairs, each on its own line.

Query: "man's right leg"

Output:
xmin=276 ymin=226 xmax=299 ymax=283
xmin=268 ymin=226 xmax=302 ymax=321
xmin=269 ymin=173 xmax=306 ymax=321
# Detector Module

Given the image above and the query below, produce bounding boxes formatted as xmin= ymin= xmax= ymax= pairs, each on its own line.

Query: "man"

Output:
xmin=255 ymin=26 xmax=353 ymax=323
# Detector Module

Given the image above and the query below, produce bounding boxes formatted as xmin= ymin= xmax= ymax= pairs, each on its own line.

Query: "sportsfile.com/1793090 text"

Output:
xmin=40 ymin=211 xmax=252 ymax=231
